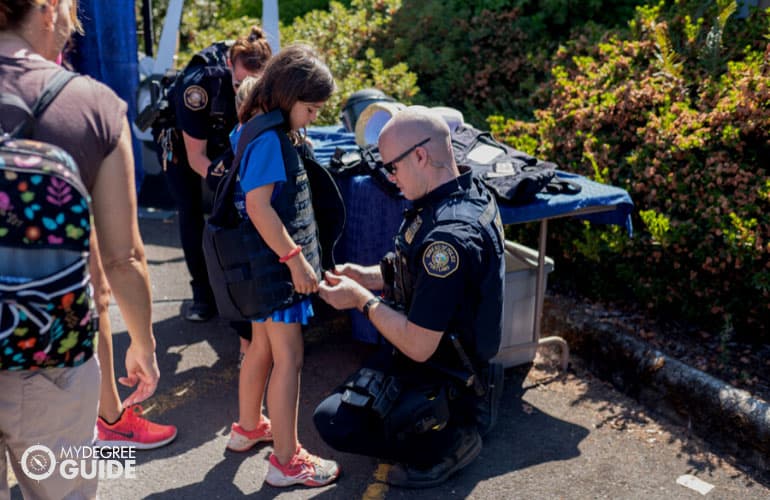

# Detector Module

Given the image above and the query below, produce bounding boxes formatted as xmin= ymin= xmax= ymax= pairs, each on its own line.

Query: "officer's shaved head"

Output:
xmin=379 ymin=106 xmax=456 ymax=170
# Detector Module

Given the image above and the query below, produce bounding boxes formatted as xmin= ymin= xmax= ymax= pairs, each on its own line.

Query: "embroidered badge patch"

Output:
xmin=184 ymin=85 xmax=208 ymax=111
xmin=422 ymin=241 xmax=459 ymax=278
xmin=404 ymin=215 xmax=423 ymax=245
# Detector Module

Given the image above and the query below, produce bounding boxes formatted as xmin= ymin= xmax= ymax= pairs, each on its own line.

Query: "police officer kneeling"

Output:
xmin=316 ymin=106 xmax=505 ymax=488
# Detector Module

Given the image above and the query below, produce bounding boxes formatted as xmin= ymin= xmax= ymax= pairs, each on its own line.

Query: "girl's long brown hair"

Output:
xmin=238 ymin=43 xmax=335 ymax=130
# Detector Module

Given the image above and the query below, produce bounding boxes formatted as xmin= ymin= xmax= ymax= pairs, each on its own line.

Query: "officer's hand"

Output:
xmin=332 ymin=263 xmax=365 ymax=282
xmin=319 ymin=271 xmax=364 ymax=310
xmin=287 ymin=253 xmax=319 ymax=295
xmin=205 ymin=159 xmax=227 ymax=191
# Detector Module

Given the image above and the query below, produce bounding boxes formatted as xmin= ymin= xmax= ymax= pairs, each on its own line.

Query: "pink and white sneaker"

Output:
xmin=226 ymin=420 xmax=273 ymax=452
xmin=265 ymin=445 xmax=340 ymax=488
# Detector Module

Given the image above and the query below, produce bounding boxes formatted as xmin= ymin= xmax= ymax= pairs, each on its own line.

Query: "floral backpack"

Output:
xmin=0 ymin=70 xmax=96 ymax=371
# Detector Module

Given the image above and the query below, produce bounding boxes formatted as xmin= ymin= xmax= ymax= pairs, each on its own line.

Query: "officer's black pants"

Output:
xmin=313 ymin=348 xmax=470 ymax=466
xmin=313 ymin=390 xmax=461 ymax=467
xmin=162 ymin=153 xmax=213 ymax=304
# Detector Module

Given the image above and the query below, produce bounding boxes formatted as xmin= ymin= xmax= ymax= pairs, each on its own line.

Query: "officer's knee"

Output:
xmin=313 ymin=393 xmax=343 ymax=444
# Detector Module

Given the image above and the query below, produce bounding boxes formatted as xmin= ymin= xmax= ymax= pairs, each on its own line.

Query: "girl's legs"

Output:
xmin=238 ymin=322 xmax=272 ymax=430
xmin=264 ymin=319 xmax=304 ymax=464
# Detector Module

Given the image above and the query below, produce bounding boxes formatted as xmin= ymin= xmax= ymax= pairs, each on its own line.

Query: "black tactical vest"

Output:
xmin=203 ymin=111 xmax=328 ymax=320
xmin=392 ymin=170 xmax=505 ymax=363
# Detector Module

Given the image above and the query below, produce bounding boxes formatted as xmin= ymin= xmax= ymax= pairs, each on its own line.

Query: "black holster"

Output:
xmin=474 ymin=362 xmax=504 ymax=437
xmin=380 ymin=252 xmax=408 ymax=311
xmin=340 ymin=368 xmax=402 ymax=419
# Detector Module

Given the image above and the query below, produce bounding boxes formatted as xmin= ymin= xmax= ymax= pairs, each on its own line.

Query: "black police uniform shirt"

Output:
xmin=174 ymin=50 xmax=237 ymax=160
xmin=400 ymin=168 xmax=505 ymax=364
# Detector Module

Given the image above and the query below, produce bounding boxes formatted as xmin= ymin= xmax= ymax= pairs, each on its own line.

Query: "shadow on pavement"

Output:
xmin=108 ymin=308 xmax=589 ymax=497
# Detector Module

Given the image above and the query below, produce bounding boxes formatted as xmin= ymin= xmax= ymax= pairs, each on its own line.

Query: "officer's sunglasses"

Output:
xmin=383 ymin=137 xmax=431 ymax=175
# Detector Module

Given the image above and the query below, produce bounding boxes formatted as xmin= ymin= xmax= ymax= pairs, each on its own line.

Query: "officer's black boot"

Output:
xmin=386 ymin=426 xmax=482 ymax=488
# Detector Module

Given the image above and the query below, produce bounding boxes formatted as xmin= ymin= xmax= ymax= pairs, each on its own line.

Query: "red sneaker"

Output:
xmin=96 ymin=405 xmax=177 ymax=450
xmin=226 ymin=420 xmax=273 ymax=452
xmin=265 ymin=445 xmax=340 ymax=488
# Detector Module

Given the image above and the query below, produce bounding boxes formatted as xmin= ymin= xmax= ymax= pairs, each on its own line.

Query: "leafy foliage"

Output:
xmin=282 ymin=0 xmax=419 ymax=125
xmin=223 ymin=0 xmax=352 ymax=24
xmin=377 ymin=0 xmax=647 ymax=126
xmin=491 ymin=1 xmax=770 ymax=340
xmin=135 ymin=0 xmax=351 ymax=63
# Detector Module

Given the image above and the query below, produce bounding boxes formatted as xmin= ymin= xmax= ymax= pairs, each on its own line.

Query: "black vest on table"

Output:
xmin=391 ymin=169 xmax=505 ymax=366
xmin=203 ymin=110 xmax=344 ymax=320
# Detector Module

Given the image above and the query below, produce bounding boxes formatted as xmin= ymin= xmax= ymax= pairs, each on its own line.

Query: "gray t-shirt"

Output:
xmin=0 ymin=55 xmax=126 ymax=193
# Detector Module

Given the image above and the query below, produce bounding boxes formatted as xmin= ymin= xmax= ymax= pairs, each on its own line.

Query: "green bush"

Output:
xmin=282 ymin=0 xmax=419 ymax=125
xmin=225 ymin=0 xmax=352 ymax=24
xmin=137 ymin=0 xmax=351 ymax=66
xmin=378 ymin=0 xmax=646 ymax=126
xmin=491 ymin=1 xmax=770 ymax=340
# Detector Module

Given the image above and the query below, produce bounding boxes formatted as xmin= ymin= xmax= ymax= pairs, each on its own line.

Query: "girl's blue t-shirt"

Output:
xmin=229 ymin=125 xmax=314 ymax=324
xmin=230 ymin=126 xmax=286 ymax=219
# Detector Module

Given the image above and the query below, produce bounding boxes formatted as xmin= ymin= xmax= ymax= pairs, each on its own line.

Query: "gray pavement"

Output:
xmin=66 ymin=213 xmax=770 ymax=498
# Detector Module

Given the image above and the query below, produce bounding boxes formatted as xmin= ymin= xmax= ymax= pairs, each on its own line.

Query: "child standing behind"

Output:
xmin=231 ymin=74 xmax=261 ymax=367
xmin=225 ymin=44 xmax=340 ymax=488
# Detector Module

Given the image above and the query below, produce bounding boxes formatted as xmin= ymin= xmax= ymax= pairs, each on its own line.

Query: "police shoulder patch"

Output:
xmin=184 ymin=85 xmax=208 ymax=111
xmin=422 ymin=241 xmax=460 ymax=278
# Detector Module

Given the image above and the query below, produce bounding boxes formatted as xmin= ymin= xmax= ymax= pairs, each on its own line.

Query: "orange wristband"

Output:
xmin=279 ymin=245 xmax=302 ymax=263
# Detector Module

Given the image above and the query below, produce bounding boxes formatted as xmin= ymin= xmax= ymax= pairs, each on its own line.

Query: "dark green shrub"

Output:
xmin=282 ymin=0 xmax=419 ymax=125
xmin=137 ymin=0 xmax=352 ymax=65
xmin=225 ymin=0 xmax=353 ymax=24
xmin=378 ymin=0 xmax=647 ymax=125
xmin=492 ymin=1 xmax=770 ymax=340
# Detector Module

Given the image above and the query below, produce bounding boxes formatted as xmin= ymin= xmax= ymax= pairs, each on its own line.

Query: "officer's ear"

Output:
xmin=226 ymin=57 xmax=233 ymax=69
xmin=414 ymin=144 xmax=429 ymax=167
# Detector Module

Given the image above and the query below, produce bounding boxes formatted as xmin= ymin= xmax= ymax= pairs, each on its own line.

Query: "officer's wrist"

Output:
xmin=360 ymin=296 xmax=382 ymax=321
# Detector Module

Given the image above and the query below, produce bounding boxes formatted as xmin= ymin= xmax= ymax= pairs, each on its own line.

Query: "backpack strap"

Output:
xmin=0 ymin=94 xmax=32 ymax=137
xmin=208 ymin=109 xmax=285 ymax=227
xmin=10 ymin=70 xmax=78 ymax=139
xmin=0 ymin=94 xmax=32 ymax=117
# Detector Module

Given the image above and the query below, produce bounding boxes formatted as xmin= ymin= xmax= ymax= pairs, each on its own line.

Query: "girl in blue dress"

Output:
xmin=224 ymin=44 xmax=340 ymax=488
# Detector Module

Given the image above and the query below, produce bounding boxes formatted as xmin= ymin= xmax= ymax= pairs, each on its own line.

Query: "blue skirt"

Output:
xmin=254 ymin=297 xmax=314 ymax=325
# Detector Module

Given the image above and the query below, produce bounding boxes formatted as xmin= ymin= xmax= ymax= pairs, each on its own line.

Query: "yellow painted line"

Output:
xmin=361 ymin=463 xmax=391 ymax=500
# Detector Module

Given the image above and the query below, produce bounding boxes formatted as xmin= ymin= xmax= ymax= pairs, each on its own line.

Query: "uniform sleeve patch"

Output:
xmin=422 ymin=241 xmax=460 ymax=278
xmin=183 ymin=85 xmax=208 ymax=111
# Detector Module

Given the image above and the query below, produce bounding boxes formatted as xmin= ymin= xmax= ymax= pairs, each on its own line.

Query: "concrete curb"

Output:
xmin=556 ymin=309 xmax=770 ymax=472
